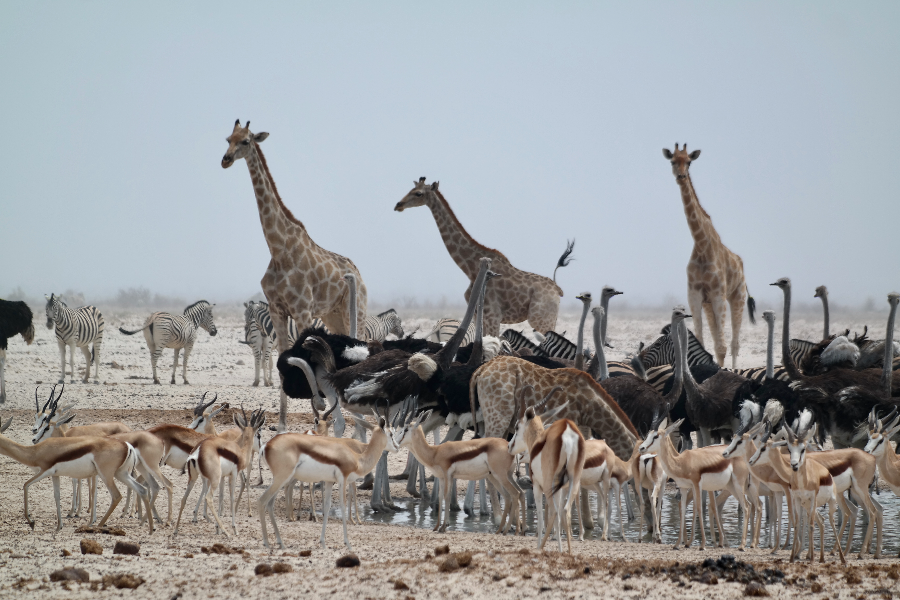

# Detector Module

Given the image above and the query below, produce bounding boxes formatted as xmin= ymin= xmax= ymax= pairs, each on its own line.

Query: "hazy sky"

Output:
xmin=2 ymin=2 xmax=898 ymax=312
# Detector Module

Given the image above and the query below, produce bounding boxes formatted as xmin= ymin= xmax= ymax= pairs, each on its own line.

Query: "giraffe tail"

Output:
xmin=746 ymin=287 xmax=756 ymax=325
xmin=552 ymin=239 xmax=576 ymax=285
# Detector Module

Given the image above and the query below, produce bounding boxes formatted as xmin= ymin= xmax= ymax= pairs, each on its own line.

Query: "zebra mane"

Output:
xmin=376 ymin=308 xmax=398 ymax=318
xmin=184 ymin=299 xmax=211 ymax=314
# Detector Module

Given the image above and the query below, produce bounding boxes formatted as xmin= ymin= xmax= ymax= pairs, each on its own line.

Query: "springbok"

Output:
xmin=748 ymin=423 xmax=846 ymax=564
xmin=508 ymin=385 xmax=584 ymax=553
xmin=31 ymin=385 xmax=130 ymax=518
xmin=393 ymin=405 xmax=525 ymax=534
xmin=257 ymin=406 xmax=398 ymax=551
xmin=174 ymin=407 xmax=266 ymax=537
xmin=865 ymin=408 xmax=900 ymax=557
xmin=0 ymin=413 xmax=152 ymax=534
xmin=640 ymin=415 xmax=750 ymax=551
xmin=32 ymin=398 xmax=170 ymax=526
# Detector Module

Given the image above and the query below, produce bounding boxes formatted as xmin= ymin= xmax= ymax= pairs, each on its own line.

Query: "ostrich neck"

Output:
xmin=574 ymin=301 xmax=590 ymax=371
xmin=440 ymin=259 xmax=490 ymax=367
xmin=426 ymin=193 xmax=499 ymax=279
xmin=664 ymin=318 xmax=685 ymax=405
xmin=882 ymin=299 xmax=898 ymax=395
xmin=820 ymin=295 xmax=830 ymax=339
xmin=590 ymin=311 xmax=609 ymax=380
xmin=676 ymin=175 xmax=713 ymax=251
xmin=765 ymin=318 xmax=775 ymax=380
xmin=245 ymin=143 xmax=306 ymax=256
xmin=780 ymin=285 xmax=802 ymax=379
xmin=466 ymin=272 xmax=490 ymax=367
xmin=600 ymin=295 xmax=611 ymax=345
xmin=347 ymin=276 xmax=358 ymax=339
xmin=679 ymin=318 xmax=701 ymax=400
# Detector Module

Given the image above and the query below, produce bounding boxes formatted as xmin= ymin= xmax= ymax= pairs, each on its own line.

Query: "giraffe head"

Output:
xmin=221 ymin=120 xmax=269 ymax=169
xmin=395 ymin=177 xmax=439 ymax=212
xmin=662 ymin=143 xmax=700 ymax=180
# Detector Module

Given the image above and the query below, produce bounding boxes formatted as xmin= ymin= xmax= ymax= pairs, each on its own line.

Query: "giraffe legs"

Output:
xmin=727 ymin=290 xmax=746 ymax=370
xmin=709 ymin=296 xmax=729 ymax=368
xmin=686 ymin=288 xmax=705 ymax=353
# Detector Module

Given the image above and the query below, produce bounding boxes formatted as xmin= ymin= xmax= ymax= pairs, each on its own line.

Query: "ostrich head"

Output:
xmin=662 ymin=143 xmax=700 ymax=180
xmin=221 ymin=120 xmax=269 ymax=169
xmin=814 ymin=285 xmax=828 ymax=299
xmin=770 ymin=277 xmax=791 ymax=290
xmin=395 ymin=177 xmax=438 ymax=212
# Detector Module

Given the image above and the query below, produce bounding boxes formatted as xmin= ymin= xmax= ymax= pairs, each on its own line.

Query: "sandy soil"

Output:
xmin=1 ymin=308 xmax=897 ymax=599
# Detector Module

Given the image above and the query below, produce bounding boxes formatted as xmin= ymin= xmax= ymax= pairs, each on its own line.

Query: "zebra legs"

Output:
xmin=181 ymin=342 xmax=194 ymax=385
xmin=56 ymin=339 xmax=68 ymax=384
xmin=170 ymin=348 xmax=181 ymax=384
xmin=79 ymin=346 xmax=92 ymax=384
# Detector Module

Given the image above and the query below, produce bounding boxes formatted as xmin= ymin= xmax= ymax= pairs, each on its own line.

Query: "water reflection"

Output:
xmin=351 ymin=489 xmax=900 ymax=555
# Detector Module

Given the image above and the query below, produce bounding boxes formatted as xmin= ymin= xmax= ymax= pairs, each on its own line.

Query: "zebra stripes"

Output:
xmin=245 ymin=300 xmax=302 ymax=348
xmin=426 ymin=318 xmax=475 ymax=345
xmin=241 ymin=314 xmax=274 ymax=387
xmin=501 ymin=329 xmax=540 ymax=355
xmin=638 ymin=323 xmax=717 ymax=369
xmin=119 ymin=300 xmax=217 ymax=385
xmin=364 ymin=309 xmax=404 ymax=342
xmin=728 ymin=366 xmax=789 ymax=384
xmin=536 ymin=331 xmax=582 ymax=360
xmin=44 ymin=294 xmax=104 ymax=384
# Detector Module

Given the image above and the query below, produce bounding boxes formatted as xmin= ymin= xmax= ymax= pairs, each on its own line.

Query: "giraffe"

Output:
xmin=469 ymin=355 xmax=638 ymax=460
xmin=222 ymin=120 xmax=367 ymax=431
xmin=663 ymin=144 xmax=755 ymax=368
xmin=395 ymin=178 xmax=568 ymax=337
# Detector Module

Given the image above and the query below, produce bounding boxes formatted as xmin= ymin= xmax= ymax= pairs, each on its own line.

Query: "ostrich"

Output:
xmin=747 ymin=310 xmax=804 ymax=429
xmin=815 ymin=285 xmax=830 ymax=339
xmin=296 ymin=258 xmax=494 ymax=511
xmin=594 ymin=307 xmax=686 ymax=436
xmin=1 ymin=299 xmax=35 ymax=403
xmin=772 ymin=278 xmax=900 ymax=449
xmin=599 ymin=286 xmax=623 ymax=348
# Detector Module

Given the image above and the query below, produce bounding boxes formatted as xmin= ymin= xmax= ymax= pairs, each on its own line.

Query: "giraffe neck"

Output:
xmin=426 ymin=192 xmax=499 ymax=279
xmin=676 ymin=174 xmax=715 ymax=253
xmin=245 ymin=142 xmax=310 ymax=255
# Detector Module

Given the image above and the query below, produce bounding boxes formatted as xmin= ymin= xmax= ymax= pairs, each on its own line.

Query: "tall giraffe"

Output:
xmin=222 ymin=120 xmax=367 ymax=431
xmin=395 ymin=178 xmax=568 ymax=336
xmin=663 ymin=144 xmax=754 ymax=368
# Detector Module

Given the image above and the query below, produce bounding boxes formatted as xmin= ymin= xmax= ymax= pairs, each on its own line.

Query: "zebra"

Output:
xmin=119 ymin=300 xmax=217 ymax=385
xmin=240 ymin=314 xmax=274 ymax=387
xmin=528 ymin=329 xmax=637 ymax=375
xmin=501 ymin=329 xmax=540 ymax=354
xmin=637 ymin=323 xmax=717 ymax=369
xmin=426 ymin=318 xmax=475 ymax=345
xmin=363 ymin=309 xmax=404 ymax=342
xmin=728 ymin=366 xmax=789 ymax=384
xmin=44 ymin=294 xmax=104 ymax=385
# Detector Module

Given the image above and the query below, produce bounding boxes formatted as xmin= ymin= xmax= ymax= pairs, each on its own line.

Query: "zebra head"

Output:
xmin=221 ymin=120 xmax=269 ymax=169
xmin=662 ymin=143 xmax=700 ymax=181
xmin=395 ymin=177 xmax=438 ymax=212
xmin=185 ymin=300 xmax=217 ymax=336
xmin=382 ymin=309 xmax=404 ymax=338
xmin=44 ymin=293 xmax=62 ymax=329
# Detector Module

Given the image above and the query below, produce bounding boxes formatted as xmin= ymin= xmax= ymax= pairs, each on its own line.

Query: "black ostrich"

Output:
xmin=597 ymin=306 xmax=688 ymax=437
xmin=296 ymin=258 xmax=494 ymax=512
xmin=744 ymin=310 xmax=805 ymax=431
xmin=1 ymin=299 xmax=35 ymax=403
xmin=772 ymin=278 xmax=900 ymax=448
